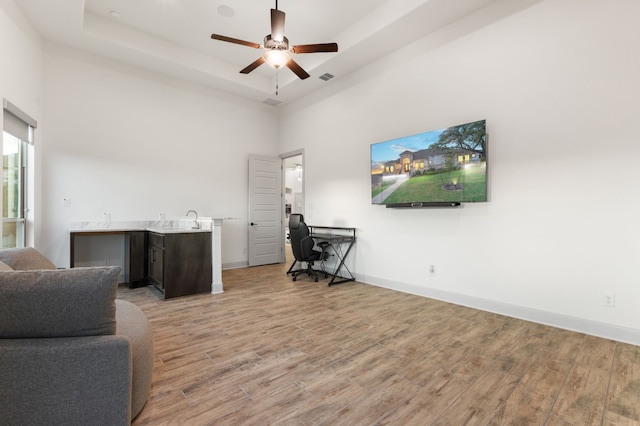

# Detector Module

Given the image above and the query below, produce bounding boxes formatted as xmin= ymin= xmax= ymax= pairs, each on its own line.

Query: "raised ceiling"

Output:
xmin=16 ymin=0 xmax=520 ymax=105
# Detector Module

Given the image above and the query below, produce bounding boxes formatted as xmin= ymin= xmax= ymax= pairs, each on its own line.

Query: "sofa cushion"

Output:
xmin=0 ymin=260 xmax=13 ymax=271
xmin=0 ymin=247 xmax=57 ymax=270
xmin=0 ymin=266 xmax=120 ymax=338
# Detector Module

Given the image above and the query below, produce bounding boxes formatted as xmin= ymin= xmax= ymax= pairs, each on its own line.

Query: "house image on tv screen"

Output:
xmin=371 ymin=119 xmax=487 ymax=205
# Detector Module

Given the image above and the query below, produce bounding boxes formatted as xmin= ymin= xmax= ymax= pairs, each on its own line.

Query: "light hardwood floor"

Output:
xmin=119 ymin=253 xmax=640 ymax=425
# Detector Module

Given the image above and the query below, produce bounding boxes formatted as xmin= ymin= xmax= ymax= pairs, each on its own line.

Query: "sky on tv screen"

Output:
xmin=371 ymin=128 xmax=444 ymax=163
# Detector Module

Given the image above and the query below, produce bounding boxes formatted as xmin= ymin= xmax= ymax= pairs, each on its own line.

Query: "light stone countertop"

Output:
xmin=69 ymin=218 xmax=216 ymax=233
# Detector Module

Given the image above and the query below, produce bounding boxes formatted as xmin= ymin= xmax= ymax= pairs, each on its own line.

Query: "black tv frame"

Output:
xmin=386 ymin=202 xmax=461 ymax=208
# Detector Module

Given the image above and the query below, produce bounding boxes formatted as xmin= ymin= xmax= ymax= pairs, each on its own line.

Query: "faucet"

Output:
xmin=185 ymin=210 xmax=199 ymax=229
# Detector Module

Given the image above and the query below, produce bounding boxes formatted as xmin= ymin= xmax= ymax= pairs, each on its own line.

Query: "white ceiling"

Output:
xmin=16 ymin=0 xmax=512 ymax=106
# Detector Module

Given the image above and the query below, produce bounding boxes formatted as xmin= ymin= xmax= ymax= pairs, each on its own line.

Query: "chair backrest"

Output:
xmin=289 ymin=214 xmax=315 ymax=261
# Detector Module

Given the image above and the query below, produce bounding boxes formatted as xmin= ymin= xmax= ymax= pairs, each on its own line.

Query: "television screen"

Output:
xmin=371 ymin=119 xmax=487 ymax=206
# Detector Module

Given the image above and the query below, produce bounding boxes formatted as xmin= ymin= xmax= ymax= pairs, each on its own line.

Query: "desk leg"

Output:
xmin=327 ymin=241 xmax=355 ymax=286
xmin=286 ymin=259 xmax=298 ymax=274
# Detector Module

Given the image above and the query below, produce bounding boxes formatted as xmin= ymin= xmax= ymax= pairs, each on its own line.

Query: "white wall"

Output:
xmin=5 ymin=0 xmax=640 ymax=344
xmin=40 ymin=43 xmax=279 ymax=268
xmin=279 ymin=0 xmax=640 ymax=344
xmin=0 ymin=0 xmax=43 ymax=247
xmin=0 ymin=0 xmax=42 ymax=124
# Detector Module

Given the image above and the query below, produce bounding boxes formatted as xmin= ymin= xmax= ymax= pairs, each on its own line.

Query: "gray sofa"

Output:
xmin=0 ymin=248 xmax=153 ymax=425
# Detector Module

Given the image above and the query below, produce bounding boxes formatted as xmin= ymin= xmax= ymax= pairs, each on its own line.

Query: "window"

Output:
xmin=402 ymin=158 xmax=410 ymax=172
xmin=3 ymin=132 xmax=26 ymax=248
xmin=457 ymin=154 xmax=471 ymax=164
xmin=3 ymin=99 xmax=36 ymax=249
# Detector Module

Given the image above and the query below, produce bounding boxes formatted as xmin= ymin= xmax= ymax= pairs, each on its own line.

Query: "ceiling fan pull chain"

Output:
xmin=276 ymin=69 xmax=279 ymax=96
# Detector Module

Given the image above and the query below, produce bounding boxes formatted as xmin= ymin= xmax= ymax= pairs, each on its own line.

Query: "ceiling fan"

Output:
xmin=210 ymin=1 xmax=338 ymax=80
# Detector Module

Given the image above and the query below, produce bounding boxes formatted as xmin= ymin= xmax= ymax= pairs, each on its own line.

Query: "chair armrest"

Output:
xmin=0 ymin=335 xmax=132 ymax=426
xmin=316 ymin=241 xmax=331 ymax=260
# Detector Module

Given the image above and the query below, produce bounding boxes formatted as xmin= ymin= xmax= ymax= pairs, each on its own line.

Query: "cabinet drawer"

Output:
xmin=148 ymin=232 xmax=164 ymax=248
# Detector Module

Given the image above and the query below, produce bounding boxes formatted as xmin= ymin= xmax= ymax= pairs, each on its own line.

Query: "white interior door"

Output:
xmin=248 ymin=155 xmax=283 ymax=266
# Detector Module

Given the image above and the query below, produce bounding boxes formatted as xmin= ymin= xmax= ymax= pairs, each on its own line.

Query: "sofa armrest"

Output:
xmin=0 ymin=335 xmax=132 ymax=426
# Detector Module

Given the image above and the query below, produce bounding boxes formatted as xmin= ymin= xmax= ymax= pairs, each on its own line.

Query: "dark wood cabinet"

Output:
xmin=129 ymin=231 xmax=147 ymax=285
xmin=148 ymin=233 xmax=165 ymax=290
xmin=148 ymin=231 xmax=212 ymax=299
xmin=71 ymin=229 xmax=212 ymax=299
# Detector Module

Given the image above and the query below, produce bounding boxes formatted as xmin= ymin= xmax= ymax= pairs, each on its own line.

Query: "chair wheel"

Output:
xmin=314 ymin=277 xmax=318 ymax=282
xmin=293 ymin=276 xmax=297 ymax=281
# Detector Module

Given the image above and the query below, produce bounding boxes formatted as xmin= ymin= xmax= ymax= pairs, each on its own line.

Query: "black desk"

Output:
xmin=309 ymin=226 xmax=356 ymax=286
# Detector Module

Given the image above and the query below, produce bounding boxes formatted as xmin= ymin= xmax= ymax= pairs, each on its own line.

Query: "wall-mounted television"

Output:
xmin=371 ymin=119 xmax=487 ymax=207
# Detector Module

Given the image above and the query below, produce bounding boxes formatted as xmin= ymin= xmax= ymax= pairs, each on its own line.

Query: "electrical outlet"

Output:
xmin=602 ymin=292 xmax=615 ymax=307
xmin=429 ymin=265 xmax=435 ymax=274
xmin=63 ymin=198 xmax=71 ymax=207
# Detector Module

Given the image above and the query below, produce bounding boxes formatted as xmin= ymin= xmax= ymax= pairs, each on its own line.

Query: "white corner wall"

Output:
xmin=278 ymin=0 xmax=640 ymax=344
xmin=40 ymin=44 xmax=279 ymax=267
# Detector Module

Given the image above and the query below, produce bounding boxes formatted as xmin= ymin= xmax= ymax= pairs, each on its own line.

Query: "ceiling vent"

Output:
xmin=319 ymin=73 xmax=335 ymax=81
xmin=263 ymin=98 xmax=282 ymax=107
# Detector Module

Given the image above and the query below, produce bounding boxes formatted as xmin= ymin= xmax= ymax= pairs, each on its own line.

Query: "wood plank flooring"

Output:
xmin=118 ymin=254 xmax=640 ymax=425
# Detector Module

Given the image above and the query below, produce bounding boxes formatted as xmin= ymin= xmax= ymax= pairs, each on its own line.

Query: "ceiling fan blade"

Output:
xmin=211 ymin=34 xmax=261 ymax=49
xmin=271 ymin=9 xmax=286 ymax=42
xmin=240 ymin=57 xmax=266 ymax=74
xmin=292 ymin=43 xmax=339 ymax=54
xmin=286 ymin=59 xmax=310 ymax=80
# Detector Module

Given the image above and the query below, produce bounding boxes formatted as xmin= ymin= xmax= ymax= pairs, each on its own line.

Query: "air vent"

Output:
xmin=262 ymin=98 xmax=282 ymax=107
xmin=319 ymin=73 xmax=335 ymax=81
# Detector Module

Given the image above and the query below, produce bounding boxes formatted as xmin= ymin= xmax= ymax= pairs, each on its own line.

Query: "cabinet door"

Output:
xmin=163 ymin=232 xmax=212 ymax=299
xmin=148 ymin=246 xmax=164 ymax=289
xmin=129 ymin=231 xmax=147 ymax=285
xmin=148 ymin=233 xmax=164 ymax=292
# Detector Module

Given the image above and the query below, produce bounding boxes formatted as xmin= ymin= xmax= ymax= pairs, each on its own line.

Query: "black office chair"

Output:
xmin=288 ymin=213 xmax=329 ymax=282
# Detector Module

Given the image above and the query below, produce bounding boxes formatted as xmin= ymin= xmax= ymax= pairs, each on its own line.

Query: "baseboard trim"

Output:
xmin=222 ymin=261 xmax=248 ymax=270
xmin=357 ymin=274 xmax=640 ymax=347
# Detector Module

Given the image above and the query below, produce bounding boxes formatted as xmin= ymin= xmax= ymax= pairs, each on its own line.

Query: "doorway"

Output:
xmin=282 ymin=153 xmax=304 ymax=251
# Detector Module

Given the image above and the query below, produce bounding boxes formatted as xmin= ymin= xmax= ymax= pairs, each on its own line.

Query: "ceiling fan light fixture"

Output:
xmin=263 ymin=49 xmax=290 ymax=69
xmin=210 ymin=1 xmax=337 ymax=84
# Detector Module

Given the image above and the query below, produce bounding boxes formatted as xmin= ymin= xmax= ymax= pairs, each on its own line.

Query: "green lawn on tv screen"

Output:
xmin=381 ymin=165 xmax=486 ymax=204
